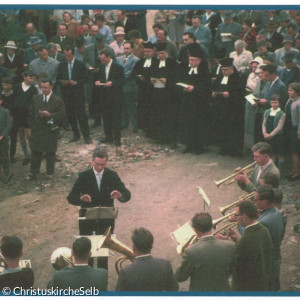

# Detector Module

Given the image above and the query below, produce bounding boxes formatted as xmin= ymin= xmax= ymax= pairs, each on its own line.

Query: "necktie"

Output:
xmin=43 ymin=95 xmax=47 ymax=104
xmin=96 ymin=173 xmax=102 ymax=191
xmin=68 ymin=62 xmax=73 ymax=80
xmin=123 ymin=57 xmax=128 ymax=64
xmin=256 ymin=166 xmax=263 ymax=183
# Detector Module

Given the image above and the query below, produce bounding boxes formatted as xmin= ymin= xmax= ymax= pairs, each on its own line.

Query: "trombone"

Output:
xmin=219 ymin=192 xmax=256 ymax=215
xmin=214 ymin=162 xmax=256 ymax=187
xmin=212 ymin=211 xmax=236 ymax=228
xmin=213 ymin=222 xmax=238 ymax=236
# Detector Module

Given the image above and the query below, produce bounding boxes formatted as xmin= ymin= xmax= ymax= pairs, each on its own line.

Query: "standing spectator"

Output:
xmin=229 ymin=40 xmax=253 ymax=74
xmin=95 ymin=14 xmax=112 ymax=44
xmin=128 ymin=10 xmax=148 ymax=41
xmin=76 ymin=14 xmax=91 ymax=37
xmin=47 ymin=43 xmax=65 ymax=63
xmin=153 ymin=10 xmax=168 ymax=31
xmin=212 ymin=57 xmax=245 ymax=156
xmin=116 ymin=228 xmax=178 ymax=291
xmin=232 ymin=201 xmax=272 ymax=291
xmin=155 ymin=29 xmax=177 ymax=60
xmin=148 ymin=23 xmax=164 ymax=44
xmin=56 ymin=46 xmax=91 ymax=144
xmin=240 ymin=18 xmax=257 ymax=53
xmin=276 ymin=12 xmax=290 ymax=37
xmin=94 ymin=49 xmax=124 ymax=146
xmin=109 ymin=28 xmax=126 ymax=58
xmin=117 ymin=41 xmax=139 ymax=133
xmin=0 ymin=94 xmax=12 ymax=183
xmin=286 ymin=23 xmax=300 ymax=45
xmin=201 ymin=10 xmax=216 ymax=27
xmin=13 ymin=70 xmax=37 ymax=166
xmin=260 ymin=21 xmax=283 ymax=53
xmin=23 ymin=37 xmax=42 ymax=67
xmin=25 ymin=80 xmax=65 ymax=181
xmin=61 ymin=11 xmax=79 ymax=38
xmin=115 ymin=10 xmax=136 ymax=39
xmin=166 ymin=10 xmax=186 ymax=48
xmin=187 ymin=15 xmax=212 ymax=52
xmin=23 ymin=22 xmax=47 ymax=49
xmin=178 ymin=44 xmax=211 ymax=154
xmin=284 ymin=83 xmax=300 ymax=181
xmin=278 ymin=51 xmax=300 ymax=86
xmin=50 ymin=23 xmax=75 ymax=50
xmin=214 ymin=10 xmax=243 ymax=56
xmin=3 ymin=41 xmax=23 ymax=83
xmin=128 ymin=29 xmax=145 ymax=59
xmin=262 ymin=94 xmax=286 ymax=174
xmin=274 ymin=38 xmax=299 ymax=67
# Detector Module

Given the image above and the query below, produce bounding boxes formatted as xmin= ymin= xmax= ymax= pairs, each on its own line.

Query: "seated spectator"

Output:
xmin=48 ymin=237 xmax=107 ymax=290
xmin=0 ymin=236 xmax=34 ymax=289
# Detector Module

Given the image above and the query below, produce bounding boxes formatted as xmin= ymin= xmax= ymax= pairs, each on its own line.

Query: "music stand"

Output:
xmin=78 ymin=206 xmax=118 ymax=220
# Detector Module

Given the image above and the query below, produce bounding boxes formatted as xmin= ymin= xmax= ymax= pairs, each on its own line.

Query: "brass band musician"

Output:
xmin=235 ymin=142 xmax=280 ymax=193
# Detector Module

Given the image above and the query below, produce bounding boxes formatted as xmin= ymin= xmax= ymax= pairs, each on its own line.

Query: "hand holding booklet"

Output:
xmin=245 ymin=94 xmax=259 ymax=106
xmin=176 ymin=82 xmax=189 ymax=88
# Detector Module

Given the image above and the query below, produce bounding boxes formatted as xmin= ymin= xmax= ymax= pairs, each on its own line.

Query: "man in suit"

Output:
xmin=274 ymin=38 xmax=299 ymax=67
xmin=117 ymin=41 xmax=139 ymax=133
xmin=94 ymin=48 xmax=124 ymax=146
xmin=175 ymin=213 xmax=235 ymax=291
xmin=115 ymin=10 xmax=136 ymax=39
xmin=50 ymin=23 xmax=75 ymax=50
xmin=47 ymin=43 xmax=65 ymax=63
xmin=67 ymin=149 xmax=131 ymax=268
xmin=235 ymin=142 xmax=280 ymax=193
xmin=278 ymin=51 xmax=300 ymax=86
xmin=0 ymin=236 xmax=34 ymax=289
xmin=232 ymin=201 xmax=273 ymax=291
xmin=255 ymin=186 xmax=283 ymax=291
xmin=23 ymin=37 xmax=42 ymax=68
xmin=23 ymin=22 xmax=47 ymax=49
xmin=259 ymin=21 xmax=284 ymax=53
xmin=48 ymin=237 xmax=107 ymax=290
xmin=187 ymin=15 xmax=212 ymax=52
xmin=25 ymin=80 xmax=65 ymax=181
xmin=56 ymin=45 xmax=92 ymax=144
xmin=155 ymin=30 xmax=177 ymax=60
xmin=115 ymin=227 xmax=178 ymax=291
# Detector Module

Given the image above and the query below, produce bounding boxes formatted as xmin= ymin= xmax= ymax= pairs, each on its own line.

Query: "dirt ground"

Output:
xmin=0 ymin=9 xmax=300 ymax=293
xmin=1 ymin=122 xmax=300 ymax=291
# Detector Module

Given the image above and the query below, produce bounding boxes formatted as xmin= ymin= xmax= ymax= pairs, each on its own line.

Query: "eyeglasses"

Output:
xmin=234 ymin=213 xmax=242 ymax=217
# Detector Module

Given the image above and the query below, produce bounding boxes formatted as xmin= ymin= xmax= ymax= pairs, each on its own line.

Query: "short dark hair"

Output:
xmin=260 ymin=172 xmax=280 ymax=188
xmin=59 ymin=23 xmax=68 ymax=30
xmin=257 ymin=41 xmax=267 ymax=48
xmin=128 ymin=29 xmax=142 ymax=39
xmin=81 ymin=14 xmax=90 ymax=22
xmin=273 ymin=188 xmax=283 ymax=205
xmin=237 ymin=200 xmax=258 ymax=219
xmin=124 ymin=40 xmax=134 ymax=48
xmin=159 ymin=29 xmax=168 ymax=37
xmin=270 ymin=94 xmax=281 ymax=105
xmin=289 ymin=82 xmax=300 ymax=95
xmin=2 ymin=77 xmax=13 ymax=85
xmin=47 ymin=43 xmax=57 ymax=50
xmin=183 ymin=31 xmax=196 ymax=41
xmin=41 ymin=79 xmax=53 ymax=86
xmin=152 ymin=23 xmax=163 ymax=30
xmin=23 ymin=70 xmax=35 ymax=77
xmin=132 ymin=227 xmax=153 ymax=253
xmin=192 ymin=15 xmax=201 ymax=20
xmin=192 ymin=212 xmax=212 ymax=232
xmin=93 ymin=149 xmax=109 ymax=160
xmin=261 ymin=63 xmax=277 ymax=75
xmin=72 ymin=237 xmax=91 ymax=260
xmin=95 ymin=14 xmax=105 ymax=22
xmin=256 ymin=185 xmax=275 ymax=204
xmin=252 ymin=142 xmax=272 ymax=155
xmin=1 ymin=236 xmax=23 ymax=259
xmin=36 ymin=72 xmax=48 ymax=80
xmin=64 ymin=45 xmax=75 ymax=54
xmin=243 ymin=18 xmax=252 ymax=27
xmin=37 ymin=45 xmax=48 ymax=53
xmin=76 ymin=37 xmax=86 ymax=48
xmin=63 ymin=11 xmax=72 ymax=18
xmin=100 ymin=48 xmax=111 ymax=57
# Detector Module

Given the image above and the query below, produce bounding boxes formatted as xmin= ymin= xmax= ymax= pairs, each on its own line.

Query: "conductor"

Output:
xmin=67 ymin=149 xmax=131 ymax=268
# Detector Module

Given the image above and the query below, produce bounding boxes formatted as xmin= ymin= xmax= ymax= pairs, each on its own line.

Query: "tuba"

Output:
xmin=214 ymin=162 xmax=256 ymax=187
xmin=50 ymin=247 xmax=73 ymax=270
xmin=97 ymin=227 xmax=134 ymax=274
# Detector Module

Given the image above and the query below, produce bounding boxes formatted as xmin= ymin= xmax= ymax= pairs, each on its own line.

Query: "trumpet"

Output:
xmin=214 ymin=162 xmax=256 ymax=187
xmin=219 ymin=192 xmax=256 ymax=215
xmin=50 ymin=247 xmax=73 ymax=270
xmin=177 ymin=234 xmax=199 ymax=255
xmin=213 ymin=222 xmax=238 ymax=236
xmin=212 ymin=211 xmax=236 ymax=228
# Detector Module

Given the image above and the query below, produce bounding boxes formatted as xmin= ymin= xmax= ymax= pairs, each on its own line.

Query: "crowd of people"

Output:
xmin=0 ymin=8 xmax=296 ymax=292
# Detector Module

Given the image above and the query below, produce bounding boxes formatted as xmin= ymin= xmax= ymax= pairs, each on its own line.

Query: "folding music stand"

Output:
xmin=78 ymin=206 xmax=118 ymax=220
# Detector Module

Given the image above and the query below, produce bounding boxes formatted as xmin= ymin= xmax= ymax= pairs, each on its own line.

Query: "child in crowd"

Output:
xmin=0 ymin=94 xmax=12 ymax=183
xmin=262 ymin=94 xmax=286 ymax=175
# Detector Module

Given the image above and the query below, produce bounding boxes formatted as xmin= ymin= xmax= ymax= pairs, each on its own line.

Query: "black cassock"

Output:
xmin=178 ymin=62 xmax=211 ymax=153
xmin=212 ymin=71 xmax=245 ymax=156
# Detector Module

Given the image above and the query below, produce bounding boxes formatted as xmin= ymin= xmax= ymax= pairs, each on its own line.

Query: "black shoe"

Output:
xmin=69 ymin=136 xmax=80 ymax=143
xmin=22 ymin=157 xmax=30 ymax=166
xmin=98 ymin=137 xmax=113 ymax=143
xmin=84 ymin=136 xmax=92 ymax=144
xmin=115 ymin=141 xmax=121 ymax=147
xmin=10 ymin=156 xmax=16 ymax=164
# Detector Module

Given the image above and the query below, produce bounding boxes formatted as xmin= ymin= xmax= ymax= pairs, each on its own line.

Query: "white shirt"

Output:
xmin=269 ymin=76 xmax=279 ymax=89
xmin=93 ymin=167 xmax=104 ymax=191
xmin=143 ymin=58 xmax=152 ymax=68
xmin=7 ymin=53 xmax=15 ymax=63
xmin=256 ymin=159 xmax=272 ymax=182
xmin=270 ymin=107 xmax=281 ymax=116
xmin=22 ymin=82 xmax=32 ymax=92
xmin=68 ymin=58 xmax=75 ymax=80
xmin=43 ymin=92 xmax=52 ymax=103
xmin=105 ymin=60 xmax=113 ymax=80
xmin=221 ymin=76 xmax=229 ymax=85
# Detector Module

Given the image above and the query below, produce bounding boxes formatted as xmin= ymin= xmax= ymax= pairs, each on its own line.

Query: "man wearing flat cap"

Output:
xmin=212 ymin=57 xmax=244 ymax=156
xmin=277 ymin=51 xmax=300 ymax=86
xmin=178 ymin=43 xmax=211 ymax=154
xmin=274 ymin=38 xmax=299 ymax=67
xmin=23 ymin=36 xmax=42 ymax=67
